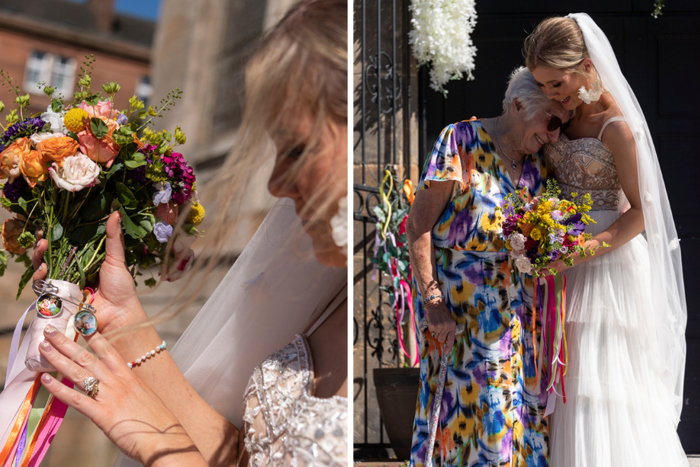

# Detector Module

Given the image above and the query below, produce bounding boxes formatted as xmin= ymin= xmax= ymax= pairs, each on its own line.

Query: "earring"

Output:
xmin=577 ymin=78 xmax=604 ymax=104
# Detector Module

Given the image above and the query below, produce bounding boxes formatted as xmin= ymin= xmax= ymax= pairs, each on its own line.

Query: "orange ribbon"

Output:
xmin=0 ymin=375 xmax=41 ymax=463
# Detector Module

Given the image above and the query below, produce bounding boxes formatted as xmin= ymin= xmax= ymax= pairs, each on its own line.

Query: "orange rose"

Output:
xmin=38 ymin=136 xmax=79 ymax=166
xmin=5 ymin=138 xmax=48 ymax=187
xmin=78 ymin=117 xmax=120 ymax=167
xmin=1 ymin=218 xmax=27 ymax=254
xmin=0 ymin=142 xmax=22 ymax=180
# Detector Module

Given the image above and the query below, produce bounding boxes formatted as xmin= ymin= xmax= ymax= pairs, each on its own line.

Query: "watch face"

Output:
xmin=36 ymin=294 xmax=62 ymax=318
xmin=73 ymin=311 xmax=98 ymax=336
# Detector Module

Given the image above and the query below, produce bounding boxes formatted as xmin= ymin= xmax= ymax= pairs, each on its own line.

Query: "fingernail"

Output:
xmin=44 ymin=325 xmax=57 ymax=336
xmin=42 ymin=373 xmax=52 ymax=383
xmin=40 ymin=340 xmax=52 ymax=351
xmin=117 ymin=212 xmax=123 ymax=224
xmin=39 ymin=264 xmax=45 ymax=271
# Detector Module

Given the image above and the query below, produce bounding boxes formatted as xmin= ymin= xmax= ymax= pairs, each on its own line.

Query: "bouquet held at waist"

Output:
xmin=0 ymin=56 xmax=204 ymax=466
xmin=497 ymin=180 xmax=608 ymax=412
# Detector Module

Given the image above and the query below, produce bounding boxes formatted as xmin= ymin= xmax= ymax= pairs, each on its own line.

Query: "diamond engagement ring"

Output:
xmin=83 ymin=376 xmax=99 ymax=398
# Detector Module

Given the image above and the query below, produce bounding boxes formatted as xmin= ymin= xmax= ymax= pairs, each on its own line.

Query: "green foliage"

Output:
xmin=0 ymin=251 xmax=7 ymax=277
xmin=17 ymin=231 xmax=36 ymax=249
xmin=90 ymin=117 xmax=109 ymax=139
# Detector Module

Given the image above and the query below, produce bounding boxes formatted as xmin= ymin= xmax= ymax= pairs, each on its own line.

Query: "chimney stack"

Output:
xmin=88 ymin=0 xmax=116 ymax=33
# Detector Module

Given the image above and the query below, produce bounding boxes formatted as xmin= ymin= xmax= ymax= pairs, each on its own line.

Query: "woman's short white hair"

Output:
xmin=502 ymin=66 xmax=551 ymax=120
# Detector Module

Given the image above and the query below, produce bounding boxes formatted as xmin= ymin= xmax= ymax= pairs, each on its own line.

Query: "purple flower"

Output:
xmin=566 ymin=221 xmax=585 ymax=236
xmin=116 ymin=113 xmax=128 ymax=125
xmin=1 ymin=118 xmax=46 ymax=150
xmin=152 ymin=182 xmax=172 ymax=206
xmin=549 ymin=249 xmax=560 ymax=260
xmin=153 ymin=222 xmax=173 ymax=243
xmin=2 ymin=176 xmax=28 ymax=201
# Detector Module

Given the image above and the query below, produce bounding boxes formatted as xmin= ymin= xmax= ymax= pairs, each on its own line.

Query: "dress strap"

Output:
xmin=304 ymin=284 xmax=347 ymax=337
xmin=597 ymin=116 xmax=626 ymax=140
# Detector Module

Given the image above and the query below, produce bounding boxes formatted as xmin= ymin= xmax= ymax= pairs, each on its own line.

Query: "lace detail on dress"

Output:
xmin=544 ymin=133 xmax=623 ymax=211
xmin=243 ymin=334 xmax=348 ymax=466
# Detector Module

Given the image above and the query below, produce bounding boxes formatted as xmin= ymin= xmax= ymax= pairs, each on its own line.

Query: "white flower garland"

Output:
xmin=408 ymin=0 xmax=478 ymax=94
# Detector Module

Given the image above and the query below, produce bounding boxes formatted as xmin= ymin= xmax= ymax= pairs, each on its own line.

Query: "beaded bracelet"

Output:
xmin=127 ymin=341 xmax=167 ymax=369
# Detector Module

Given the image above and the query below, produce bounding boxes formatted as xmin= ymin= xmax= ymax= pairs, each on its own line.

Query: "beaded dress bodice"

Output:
xmin=242 ymin=334 xmax=348 ymax=466
xmin=544 ymin=133 xmax=623 ymax=211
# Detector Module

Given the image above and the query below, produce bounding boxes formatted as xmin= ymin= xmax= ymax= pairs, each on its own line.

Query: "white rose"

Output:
xmin=30 ymin=132 xmax=65 ymax=147
xmin=41 ymin=105 xmax=65 ymax=133
xmin=330 ymin=195 xmax=348 ymax=250
xmin=515 ymin=256 xmax=533 ymax=274
xmin=509 ymin=232 xmax=526 ymax=251
xmin=48 ymin=152 xmax=101 ymax=192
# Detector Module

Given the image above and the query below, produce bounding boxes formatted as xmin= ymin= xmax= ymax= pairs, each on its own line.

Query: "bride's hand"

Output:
xmin=38 ymin=325 xmax=207 ymax=466
xmin=32 ymin=212 xmax=147 ymax=334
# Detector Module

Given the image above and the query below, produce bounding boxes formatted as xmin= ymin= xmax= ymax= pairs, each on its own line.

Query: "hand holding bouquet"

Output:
xmin=498 ymin=180 xmax=608 ymax=408
xmin=499 ymin=179 xmax=608 ymax=276
xmin=0 ymin=57 xmax=204 ymax=465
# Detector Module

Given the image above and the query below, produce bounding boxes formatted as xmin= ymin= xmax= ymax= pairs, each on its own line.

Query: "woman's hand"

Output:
xmin=32 ymin=212 xmax=147 ymax=334
xmin=424 ymin=299 xmax=457 ymax=355
xmin=39 ymin=326 xmax=207 ymax=467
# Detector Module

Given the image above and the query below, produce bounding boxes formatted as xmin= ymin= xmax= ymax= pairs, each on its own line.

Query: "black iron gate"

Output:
xmin=352 ymin=0 xmax=416 ymax=458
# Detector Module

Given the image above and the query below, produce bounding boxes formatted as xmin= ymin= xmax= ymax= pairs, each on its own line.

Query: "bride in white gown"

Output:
xmin=525 ymin=14 xmax=688 ymax=466
xmin=27 ymin=0 xmax=349 ymax=465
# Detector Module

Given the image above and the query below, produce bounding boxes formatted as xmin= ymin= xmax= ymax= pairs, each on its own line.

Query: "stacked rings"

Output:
xmin=83 ymin=376 xmax=99 ymax=398
xmin=127 ymin=341 xmax=167 ymax=369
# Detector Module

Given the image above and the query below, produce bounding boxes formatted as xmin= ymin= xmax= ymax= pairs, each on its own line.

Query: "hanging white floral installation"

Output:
xmin=408 ymin=0 xmax=478 ymax=95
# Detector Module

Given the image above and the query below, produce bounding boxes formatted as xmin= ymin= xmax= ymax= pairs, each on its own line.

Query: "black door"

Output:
xmin=418 ymin=0 xmax=700 ymax=452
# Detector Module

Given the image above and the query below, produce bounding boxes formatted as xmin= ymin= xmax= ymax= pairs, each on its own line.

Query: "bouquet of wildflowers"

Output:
xmin=498 ymin=180 xmax=607 ymax=405
xmin=500 ymin=179 xmax=604 ymax=277
xmin=0 ymin=55 xmax=204 ymax=297
xmin=0 ymin=57 xmax=204 ymax=466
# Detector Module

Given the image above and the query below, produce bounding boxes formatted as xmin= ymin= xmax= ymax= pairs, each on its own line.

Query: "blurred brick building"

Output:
xmin=0 ymin=0 xmax=153 ymax=117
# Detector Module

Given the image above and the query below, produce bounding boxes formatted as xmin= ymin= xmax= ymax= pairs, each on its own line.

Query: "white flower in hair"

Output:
xmin=577 ymin=79 xmax=604 ymax=104
xmin=330 ymin=195 xmax=348 ymax=251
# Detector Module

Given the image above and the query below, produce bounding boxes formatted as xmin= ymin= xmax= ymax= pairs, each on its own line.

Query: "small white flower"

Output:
xmin=509 ymin=232 xmax=526 ymax=250
xmin=560 ymin=246 xmax=569 ymax=254
xmin=48 ymin=152 xmax=100 ymax=192
xmin=515 ymin=256 xmax=533 ymax=275
xmin=330 ymin=195 xmax=348 ymax=250
xmin=30 ymin=132 xmax=65 ymax=147
xmin=41 ymin=105 xmax=65 ymax=133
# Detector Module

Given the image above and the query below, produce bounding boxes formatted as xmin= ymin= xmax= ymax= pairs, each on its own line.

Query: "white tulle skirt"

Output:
xmin=549 ymin=210 xmax=688 ymax=467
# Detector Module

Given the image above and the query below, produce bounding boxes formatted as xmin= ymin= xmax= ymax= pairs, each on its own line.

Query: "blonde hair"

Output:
xmin=524 ymin=16 xmax=588 ymax=73
xmin=110 ymin=0 xmax=348 ymax=339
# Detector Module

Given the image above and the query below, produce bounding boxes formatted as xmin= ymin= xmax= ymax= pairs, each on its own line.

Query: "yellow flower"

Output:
xmin=187 ymin=202 xmax=205 ymax=225
xmin=64 ymin=108 xmax=89 ymax=133
xmin=530 ymin=228 xmax=542 ymax=241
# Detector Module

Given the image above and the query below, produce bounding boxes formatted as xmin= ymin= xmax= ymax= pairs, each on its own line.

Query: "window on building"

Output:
xmin=24 ymin=51 xmax=76 ymax=97
xmin=135 ymin=75 xmax=153 ymax=107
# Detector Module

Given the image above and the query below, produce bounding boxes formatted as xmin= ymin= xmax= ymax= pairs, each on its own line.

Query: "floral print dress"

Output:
xmin=410 ymin=120 xmax=550 ymax=467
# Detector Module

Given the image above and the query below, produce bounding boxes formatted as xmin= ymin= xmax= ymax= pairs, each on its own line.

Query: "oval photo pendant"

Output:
xmin=36 ymin=294 xmax=63 ymax=318
xmin=74 ymin=311 xmax=98 ymax=336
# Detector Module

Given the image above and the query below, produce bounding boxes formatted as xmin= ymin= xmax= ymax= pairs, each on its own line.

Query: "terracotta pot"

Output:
xmin=373 ymin=367 xmax=420 ymax=461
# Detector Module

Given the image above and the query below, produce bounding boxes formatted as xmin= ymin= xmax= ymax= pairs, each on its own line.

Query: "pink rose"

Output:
xmin=78 ymin=117 xmax=120 ymax=167
xmin=80 ymin=100 xmax=117 ymax=120
xmin=155 ymin=202 xmax=179 ymax=225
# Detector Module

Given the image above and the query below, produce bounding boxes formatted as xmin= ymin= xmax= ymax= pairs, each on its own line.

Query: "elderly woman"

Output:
xmin=406 ymin=67 xmax=567 ymax=467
